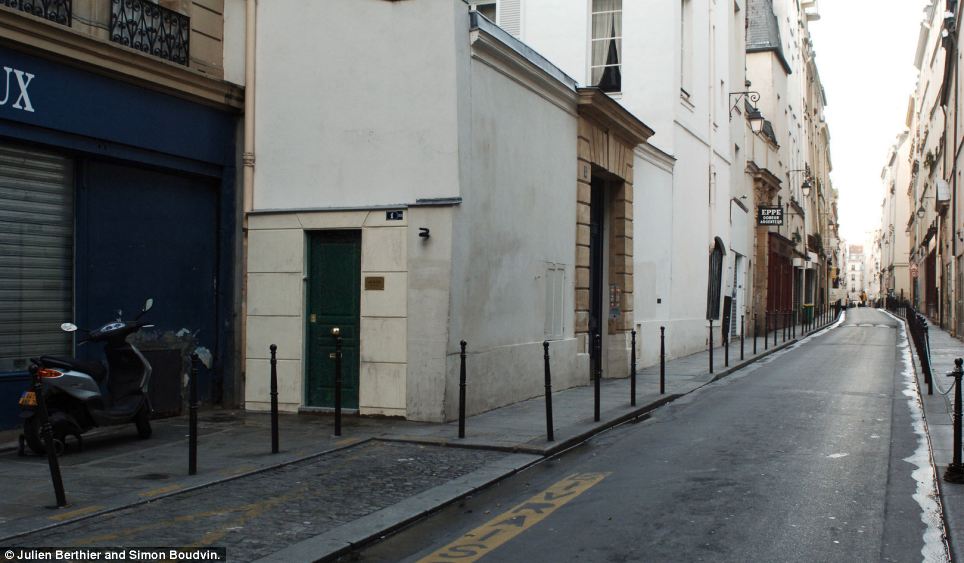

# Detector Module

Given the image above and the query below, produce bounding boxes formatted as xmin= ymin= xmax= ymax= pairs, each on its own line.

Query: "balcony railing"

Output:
xmin=109 ymin=0 xmax=189 ymax=66
xmin=2 ymin=0 xmax=72 ymax=26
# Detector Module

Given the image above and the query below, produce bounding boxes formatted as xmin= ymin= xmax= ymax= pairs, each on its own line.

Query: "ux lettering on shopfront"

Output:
xmin=0 ymin=66 xmax=35 ymax=113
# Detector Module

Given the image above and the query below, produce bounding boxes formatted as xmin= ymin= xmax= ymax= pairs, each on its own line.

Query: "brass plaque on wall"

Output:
xmin=364 ymin=276 xmax=385 ymax=291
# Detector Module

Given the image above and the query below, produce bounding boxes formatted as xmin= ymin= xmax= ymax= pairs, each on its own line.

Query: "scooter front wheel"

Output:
xmin=23 ymin=417 xmax=65 ymax=456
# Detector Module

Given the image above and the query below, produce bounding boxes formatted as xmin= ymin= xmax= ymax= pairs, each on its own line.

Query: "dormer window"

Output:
xmin=471 ymin=1 xmax=497 ymax=23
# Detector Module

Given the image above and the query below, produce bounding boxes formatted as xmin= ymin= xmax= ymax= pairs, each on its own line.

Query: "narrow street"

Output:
xmin=349 ymin=308 xmax=943 ymax=562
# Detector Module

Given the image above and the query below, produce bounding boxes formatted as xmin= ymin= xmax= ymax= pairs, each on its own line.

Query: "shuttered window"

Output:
xmin=0 ymin=143 xmax=73 ymax=372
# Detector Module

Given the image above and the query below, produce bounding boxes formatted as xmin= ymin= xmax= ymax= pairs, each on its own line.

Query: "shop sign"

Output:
xmin=0 ymin=66 xmax=35 ymax=113
xmin=757 ymin=206 xmax=783 ymax=226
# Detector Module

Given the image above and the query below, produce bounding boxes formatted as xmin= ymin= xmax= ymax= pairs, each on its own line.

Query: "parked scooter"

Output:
xmin=18 ymin=299 xmax=156 ymax=455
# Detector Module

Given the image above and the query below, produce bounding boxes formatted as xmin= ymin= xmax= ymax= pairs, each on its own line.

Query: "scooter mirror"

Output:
xmin=144 ymin=298 xmax=154 ymax=312
xmin=61 ymin=323 xmax=78 ymax=332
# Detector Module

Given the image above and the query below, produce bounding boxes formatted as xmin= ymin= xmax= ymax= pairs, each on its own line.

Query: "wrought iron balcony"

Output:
xmin=109 ymin=0 xmax=190 ymax=66
xmin=2 ymin=0 xmax=72 ymax=26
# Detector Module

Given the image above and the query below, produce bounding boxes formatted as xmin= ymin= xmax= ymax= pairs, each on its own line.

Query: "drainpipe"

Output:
xmin=243 ymin=0 xmax=256 ymax=215
xmin=240 ymin=0 xmax=257 ymax=404
xmin=953 ymin=0 xmax=960 ymax=332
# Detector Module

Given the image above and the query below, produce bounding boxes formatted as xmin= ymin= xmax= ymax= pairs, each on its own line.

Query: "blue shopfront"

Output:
xmin=0 ymin=45 xmax=239 ymax=429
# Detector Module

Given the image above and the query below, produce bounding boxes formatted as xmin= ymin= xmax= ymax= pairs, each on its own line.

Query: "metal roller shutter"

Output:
xmin=0 ymin=143 xmax=73 ymax=372
xmin=499 ymin=0 xmax=521 ymax=36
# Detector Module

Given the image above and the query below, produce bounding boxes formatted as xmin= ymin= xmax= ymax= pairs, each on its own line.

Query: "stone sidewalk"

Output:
xmin=0 ymin=312 xmax=840 ymax=560
xmin=898 ymin=311 xmax=964 ymax=559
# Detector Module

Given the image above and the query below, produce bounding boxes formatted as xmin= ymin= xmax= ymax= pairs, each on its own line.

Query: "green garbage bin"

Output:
xmin=802 ymin=304 xmax=814 ymax=323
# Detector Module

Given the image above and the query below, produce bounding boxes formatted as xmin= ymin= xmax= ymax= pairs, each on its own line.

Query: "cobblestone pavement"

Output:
xmin=8 ymin=441 xmax=505 ymax=562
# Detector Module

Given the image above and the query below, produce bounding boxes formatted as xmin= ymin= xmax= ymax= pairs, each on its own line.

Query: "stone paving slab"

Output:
xmin=6 ymin=441 xmax=520 ymax=563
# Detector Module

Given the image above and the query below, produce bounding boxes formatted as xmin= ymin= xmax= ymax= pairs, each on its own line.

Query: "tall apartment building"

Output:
xmin=847 ymin=245 xmax=866 ymax=302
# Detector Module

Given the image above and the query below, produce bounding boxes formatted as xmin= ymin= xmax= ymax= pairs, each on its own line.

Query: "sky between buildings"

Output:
xmin=807 ymin=0 xmax=927 ymax=247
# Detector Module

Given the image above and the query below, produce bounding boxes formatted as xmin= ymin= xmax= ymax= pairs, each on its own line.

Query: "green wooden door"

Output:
xmin=306 ymin=231 xmax=361 ymax=408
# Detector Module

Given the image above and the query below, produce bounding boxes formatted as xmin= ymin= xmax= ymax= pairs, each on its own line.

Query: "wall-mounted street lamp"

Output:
xmin=917 ymin=205 xmax=926 ymax=219
xmin=788 ymin=166 xmax=814 ymax=199
xmin=729 ymin=91 xmax=765 ymax=133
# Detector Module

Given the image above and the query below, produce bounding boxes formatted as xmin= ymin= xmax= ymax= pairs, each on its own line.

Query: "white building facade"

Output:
xmin=515 ymin=0 xmax=755 ymax=365
xmin=241 ymin=1 xmax=652 ymax=421
xmin=745 ymin=0 xmax=839 ymax=324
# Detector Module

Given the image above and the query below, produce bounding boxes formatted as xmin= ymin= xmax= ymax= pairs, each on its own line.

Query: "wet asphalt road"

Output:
xmin=348 ymin=308 xmax=942 ymax=563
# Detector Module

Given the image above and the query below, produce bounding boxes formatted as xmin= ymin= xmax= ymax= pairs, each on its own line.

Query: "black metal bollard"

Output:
xmin=189 ymin=353 xmax=199 ymax=475
xmin=946 ymin=358 xmax=964 ymax=483
xmin=792 ymin=310 xmax=796 ymax=339
xmin=922 ymin=319 xmax=933 ymax=396
xmin=659 ymin=326 xmax=666 ymax=395
xmin=543 ymin=340 xmax=554 ymax=442
xmin=269 ymin=344 xmax=279 ymax=454
xmin=630 ymin=330 xmax=637 ymax=406
xmin=783 ymin=311 xmax=788 ymax=343
xmin=593 ymin=333 xmax=602 ymax=422
xmin=459 ymin=340 xmax=467 ymax=438
xmin=724 ymin=328 xmax=729 ymax=368
xmin=333 ymin=330 xmax=343 ymax=437
xmin=32 ymin=366 xmax=67 ymax=507
xmin=764 ymin=312 xmax=769 ymax=351
xmin=772 ymin=312 xmax=777 ymax=348
xmin=709 ymin=319 xmax=714 ymax=374
xmin=753 ymin=314 xmax=758 ymax=355
xmin=740 ymin=315 xmax=745 ymax=361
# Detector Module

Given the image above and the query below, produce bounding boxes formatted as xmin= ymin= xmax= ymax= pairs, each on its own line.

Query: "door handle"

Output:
xmin=310 ymin=314 xmax=317 ymax=323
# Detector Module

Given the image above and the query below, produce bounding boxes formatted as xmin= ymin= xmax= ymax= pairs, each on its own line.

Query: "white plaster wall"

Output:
xmin=405 ymin=206 xmax=454 ymax=422
xmin=612 ymin=0 xmax=679 ymax=157
xmin=253 ymin=0 xmax=465 ymax=210
xmin=444 ymin=53 xmax=580 ymax=419
xmin=633 ymin=151 xmax=675 ymax=367
xmin=520 ymin=0 xmax=588 ymax=85
xmin=222 ymin=0 xmax=245 ymax=86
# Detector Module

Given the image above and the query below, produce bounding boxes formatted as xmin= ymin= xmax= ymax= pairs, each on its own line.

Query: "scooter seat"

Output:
xmin=40 ymin=356 xmax=108 ymax=383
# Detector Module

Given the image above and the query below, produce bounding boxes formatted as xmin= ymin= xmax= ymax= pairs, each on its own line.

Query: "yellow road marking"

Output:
xmin=48 ymin=505 xmax=103 ymax=521
xmin=74 ymin=485 xmax=311 ymax=546
xmin=139 ymin=484 xmax=183 ymax=498
xmin=418 ymin=472 xmax=610 ymax=563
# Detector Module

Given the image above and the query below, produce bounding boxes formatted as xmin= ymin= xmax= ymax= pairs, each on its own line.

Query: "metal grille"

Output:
xmin=109 ymin=0 xmax=190 ymax=66
xmin=0 ymin=143 xmax=73 ymax=372
xmin=1 ymin=0 xmax=72 ymax=26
